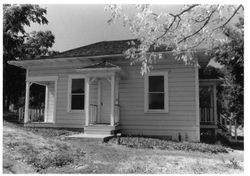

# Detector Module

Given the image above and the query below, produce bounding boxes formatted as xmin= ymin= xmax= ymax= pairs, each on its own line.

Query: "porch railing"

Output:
xmin=200 ymin=107 xmax=214 ymax=124
xmin=114 ymin=104 xmax=120 ymax=125
xmin=18 ymin=107 xmax=45 ymax=123
xmin=89 ymin=104 xmax=97 ymax=124
xmin=218 ymin=114 xmax=238 ymax=141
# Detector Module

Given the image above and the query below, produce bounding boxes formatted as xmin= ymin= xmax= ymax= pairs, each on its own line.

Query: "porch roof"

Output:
xmin=80 ymin=61 xmax=119 ymax=69
xmin=75 ymin=61 xmax=125 ymax=77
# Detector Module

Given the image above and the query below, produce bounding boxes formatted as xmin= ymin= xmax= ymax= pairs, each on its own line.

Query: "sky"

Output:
xmin=24 ymin=4 xmax=243 ymax=53
xmin=25 ymin=4 xmax=180 ymax=52
xmin=25 ymin=4 xmax=131 ymax=52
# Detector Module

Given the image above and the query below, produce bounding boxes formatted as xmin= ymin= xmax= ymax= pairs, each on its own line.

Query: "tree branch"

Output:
xmin=156 ymin=4 xmax=199 ymax=41
xmin=177 ymin=4 xmax=199 ymax=16
xmin=214 ymin=5 xmax=243 ymax=31
xmin=178 ymin=6 xmax=218 ymax=44
xmin=186 ymin=37 xmax=206 ymax=50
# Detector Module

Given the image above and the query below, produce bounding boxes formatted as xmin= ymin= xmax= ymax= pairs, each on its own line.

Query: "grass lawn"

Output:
xmin=3 ymin=120 xmax=244 ymax=174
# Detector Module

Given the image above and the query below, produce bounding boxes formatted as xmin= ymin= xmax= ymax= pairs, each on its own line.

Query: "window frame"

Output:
xmin=144 ymin=71 xmax=169 ymax=113
xmin=67 ymin=75 xmax=86 ymax=112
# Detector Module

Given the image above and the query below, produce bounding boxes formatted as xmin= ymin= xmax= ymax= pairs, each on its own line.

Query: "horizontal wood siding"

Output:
xmin=110 ymin=54 xmax=198 ymax=142
xmin=28 ymin=53 xmax=198 ymax=141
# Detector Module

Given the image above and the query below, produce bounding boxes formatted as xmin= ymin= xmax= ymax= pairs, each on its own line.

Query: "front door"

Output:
xmin=100 ymin=79 xmax=111 ymax=124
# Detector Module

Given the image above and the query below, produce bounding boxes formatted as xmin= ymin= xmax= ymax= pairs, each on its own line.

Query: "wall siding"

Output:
xmin=111 ymin=57 xmax=197 ymax=142
xmin=28 ymin=53 xmax=198 ymax=141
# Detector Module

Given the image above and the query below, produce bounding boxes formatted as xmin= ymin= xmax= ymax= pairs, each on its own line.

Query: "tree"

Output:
xmin=3 ymin=4 xmax=56 ymax=110
xmin=105 ymin=4 xmax=243 ymax=74
xmin=106 ymin=5 xmax=244 ymax=123
xmin=214 ymin=18 xmax=244 ymax=124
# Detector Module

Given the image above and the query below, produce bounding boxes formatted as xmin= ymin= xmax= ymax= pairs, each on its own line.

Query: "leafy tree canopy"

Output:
xmin=3 ymin=4 xmax=57 ymax=110
xmin=214 ymin=18 xmax=244 ymax=123
xmin=106 ymin=4 xmax=243 ymax=74
xmin=3 ymin=4 xmax=56 ymax=60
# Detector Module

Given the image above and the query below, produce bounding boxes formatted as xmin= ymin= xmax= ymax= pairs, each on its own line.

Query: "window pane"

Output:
xmin=148 ymin=93 xmax=164 ymax=109
xmin=72 ymin=79 xmax=85 ymax=93
xmin=149 ymin=76 xmax=164 ymax=92
xmin=71 ymin=95 xmax=84 ymax=110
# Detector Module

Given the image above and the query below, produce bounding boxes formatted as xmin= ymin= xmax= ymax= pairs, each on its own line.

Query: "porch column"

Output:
xmin=24 ymin=81 xmax=31 ymax=123
xmin=115 ymin=76 xmax=119 ymax=104
xmin=44 ymin=85 xmax=48 ymax=122
xmin=97 ymin=80 xmax=101 ymax=123
xmin=85 ymin=77 xmax=90 ymax=126
xmin=110 ymin=74 xmax=115 ymax=126
xmin=213 ymin=84 xmax=217 ymax=125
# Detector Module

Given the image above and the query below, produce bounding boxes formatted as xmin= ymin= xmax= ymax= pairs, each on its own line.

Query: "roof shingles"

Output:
xmin=49 ymin=39 xmax=138 ymax=59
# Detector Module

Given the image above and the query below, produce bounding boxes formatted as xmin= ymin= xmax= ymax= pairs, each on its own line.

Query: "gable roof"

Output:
xmin=40 ymin=39 xmax=139 ymax=59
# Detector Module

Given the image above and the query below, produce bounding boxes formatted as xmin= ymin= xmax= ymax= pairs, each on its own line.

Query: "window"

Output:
xmin=69 ymin=78 xmax=85 ymax=111
xmin=145 ymin=72 xmax=168 ymax=112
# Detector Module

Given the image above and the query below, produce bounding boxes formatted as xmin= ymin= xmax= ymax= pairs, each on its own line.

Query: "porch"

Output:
xmin=21 ymin=76 xmax=58 ymax=124
xmin=73 ymin=61 xmax=124 ymax=135
xmin=199 ymin=79 xmax=218 ymax=127
xmin=199 ymin=79 xmax=240 ymax=142
xmin=83 ymin=75 xmax=121 ymax=135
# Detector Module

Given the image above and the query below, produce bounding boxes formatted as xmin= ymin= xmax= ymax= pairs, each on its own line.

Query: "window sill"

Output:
xmin=67 ymin=110 xmax=85 ymax=113
xmin=144 ymin=109 xmax=169 ymax=114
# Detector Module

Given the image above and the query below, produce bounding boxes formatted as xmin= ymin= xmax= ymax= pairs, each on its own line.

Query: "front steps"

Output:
xmin=66 ymin=124 xmax=120 ymax=142
xmin=216 ymin=128 xmax=244 ymax=144
xmin=84 ymin=124 xmax=120 ymax=135
xmin=66 ymin=133 xmax=113 ymax=142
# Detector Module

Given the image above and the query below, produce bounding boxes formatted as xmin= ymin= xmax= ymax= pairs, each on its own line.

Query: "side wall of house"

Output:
xmin=110 ymin=54 xmax=199 ymax=142
xmin=27 ymin=53 xmax=199 ymax=141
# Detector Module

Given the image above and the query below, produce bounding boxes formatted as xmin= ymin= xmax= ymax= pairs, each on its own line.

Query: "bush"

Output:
xmin=109 ymin=136 xmax=228 ymax=154
xmin=27 ymin=151 xmax=74 ymax=169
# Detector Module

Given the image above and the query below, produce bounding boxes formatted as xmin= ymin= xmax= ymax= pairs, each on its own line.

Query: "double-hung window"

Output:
xmin=68 ymin=76 xmax=85 ymax=111
xmin=144 ymin=72 xmax=168 ymax=113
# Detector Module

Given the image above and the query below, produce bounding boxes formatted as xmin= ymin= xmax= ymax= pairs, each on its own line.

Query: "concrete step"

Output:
xmin=84 ymin=129 xmax=113 ymax=135
xmin=85 ymin=126 xmax=115 ymax=130
xmin=84 ymin=125 xmax=120 ymax=135
xmin=66 ymin=133 xmax=113 ymax=142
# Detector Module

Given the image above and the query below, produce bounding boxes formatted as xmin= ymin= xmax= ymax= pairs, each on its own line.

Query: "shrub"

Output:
xmin=228 ymin=158 xmax=242 ymax=170
xmin=109 ymin=136 xmax=228 ymax=154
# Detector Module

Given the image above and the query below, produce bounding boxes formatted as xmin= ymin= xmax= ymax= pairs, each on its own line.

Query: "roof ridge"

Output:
xmin=59 ymin=38 xmax=137 ymax=54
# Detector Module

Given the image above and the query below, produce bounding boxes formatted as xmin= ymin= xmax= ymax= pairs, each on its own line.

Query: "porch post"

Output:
xmin=85 ymin=77 xmax=90 ymax=126
xmin=110 ymin=74 xmax=115 ymax=126
xmin=24 ymin=81 xmax=31 ymax=123
xmin=44 ymin=85 xmax=48 ymax=122
xmin=194 ymin=62 xmax=200 ymax=142
xmin=115 ymin=77 xmax=119 ymax=104
xmin=213 ymin=84 xmax=217 ymax=126
xmin=97 ymin=80 xmax=101 ymax=123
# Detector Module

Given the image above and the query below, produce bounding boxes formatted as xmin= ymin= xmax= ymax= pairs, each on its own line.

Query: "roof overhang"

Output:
xmin=7 ymin=54 xmax=124 ymax=69
xmin=7 ymin=50 xmax=212 ymax=69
